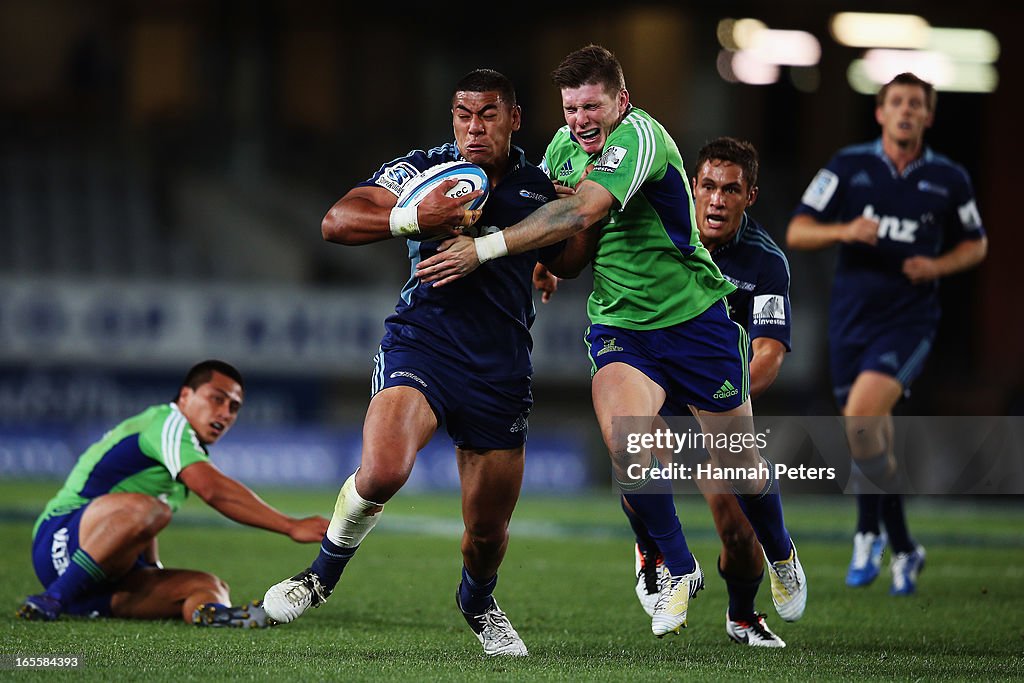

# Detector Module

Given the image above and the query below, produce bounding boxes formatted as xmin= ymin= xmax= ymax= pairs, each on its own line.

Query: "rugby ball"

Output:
xmin=396 ymin=160 xmax=489 ymax=212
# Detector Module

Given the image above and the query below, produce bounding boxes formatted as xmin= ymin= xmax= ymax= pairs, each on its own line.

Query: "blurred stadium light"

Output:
xmin=716 ymin=18 xmax=821 ymax=85
xmin=830 ymin=12 xmax=931 ymax=48
xmin=848 ymin=51 xmax=998 ymax=94
xmin=830 ymin=12 xmax=999 ymax=93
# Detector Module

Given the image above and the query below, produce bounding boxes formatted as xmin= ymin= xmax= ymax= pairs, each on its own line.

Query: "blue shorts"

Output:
xmin=371 ymin=343 xmax=532 ymax=451
xmin=830 ymin=327 xmax=935 ymax=408
xmin=31 ymin=506 xmax=115 ymax=617
xmin=585 ymin=299 xmax=750 ymax=414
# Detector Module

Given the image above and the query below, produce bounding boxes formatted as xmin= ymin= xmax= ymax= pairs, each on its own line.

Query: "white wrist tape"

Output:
xmin=389 ymin=205 xmax=420 ymax=237
xmin=474 ymin=231 xmax=509 ymax=264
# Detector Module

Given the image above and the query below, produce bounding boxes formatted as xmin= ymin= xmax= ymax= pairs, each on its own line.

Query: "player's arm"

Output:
xmin=532 ymin=223 xmax=600 ymax=303
xmin=416 ymin=180 xmax=615 ymax=286
xmin=786 ymin=213 xmax=878 ymax=251
xmin=902 ymin=235 xmax=988 ymax=284
xmin=179 ymin=461 xmax=329 ymax=542
xmin=532 ymin=263 xmax=558 ymax=303
xmin=321 ymin=183 xmax=482 ymax=246
xmin=746 ymin=244 xmax=792 ymax=399
xmin=505 ymin=179 xmax=614 ymax=254
xmin=749 ymin=337 xmax=786 ymax=400
xmin=534 ymin=165 xmax=602 ymax=281
xmin=545 ymin=224 xmax=602 ymax=279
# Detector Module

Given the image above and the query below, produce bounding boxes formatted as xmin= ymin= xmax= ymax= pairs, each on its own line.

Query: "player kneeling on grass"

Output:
xmin=16 ymin=360 xmax=329 ymax=627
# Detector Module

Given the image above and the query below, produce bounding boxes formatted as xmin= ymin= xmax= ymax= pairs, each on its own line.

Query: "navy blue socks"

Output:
xmin=622 ymin=492 xmax=695 ymax=576
xmin=719 ymin=559 xmax=763 ymax=621
xmin=880 ymin=494 xmax=915 ymax=553
xmin=734 ymin=475 xmax=793 ymax=563
xmin=46 ymin=548 xmax=107 ymax=605
xmin=310 ymin=537 xmax=358 ymax=591
xmin=458 ymin=566 xmax=497 ymax=615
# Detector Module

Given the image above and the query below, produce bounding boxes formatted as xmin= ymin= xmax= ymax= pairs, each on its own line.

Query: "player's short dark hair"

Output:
xmin=452 ymin=69 xmax=517 ymax=106
xmin=695 ymin=137 xmax=759 ymax=190
xmin=179 ymin=360 xmax=244 ymax=395
xmin=877 ymin=72 xmax=937 ymax=113
xmin=551 ymin=44 xmax=626 ymax=95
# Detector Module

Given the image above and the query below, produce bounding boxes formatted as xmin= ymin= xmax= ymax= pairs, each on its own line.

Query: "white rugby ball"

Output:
xmin=396 ymin=160 xmax=489 ymax=212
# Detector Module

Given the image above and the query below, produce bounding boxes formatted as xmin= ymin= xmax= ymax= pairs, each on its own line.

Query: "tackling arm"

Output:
xmin=415 ymin=180 xmax=615 ymax=286
xmin=502 ymin=180 xmax=613 ymax=255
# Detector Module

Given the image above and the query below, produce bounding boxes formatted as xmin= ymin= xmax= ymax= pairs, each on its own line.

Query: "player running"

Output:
xmin=629 ymin=137 xmax=793 ymax=646
xmin=538 ymin=137 xmax=794 ymax=646
xmin=787 ymin=72 xmax=987 ymax=595
xmin=262 ymin=69 xmax=578 ymax=657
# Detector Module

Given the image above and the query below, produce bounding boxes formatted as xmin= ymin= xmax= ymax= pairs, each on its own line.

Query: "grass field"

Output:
xmin=2 ymin=479 xmax=1023 ymax=681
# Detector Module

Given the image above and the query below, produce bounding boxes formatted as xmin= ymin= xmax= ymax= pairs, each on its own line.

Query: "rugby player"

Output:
xmin=17 ymin=360 xmax=329 ymax=626
xmin=787 ymin=72 xmax=987 ymax=595
xmin=631 ymin=137 xmax=793 ymax=646
xmin=262 ymin=69 xmax=578 ymax=657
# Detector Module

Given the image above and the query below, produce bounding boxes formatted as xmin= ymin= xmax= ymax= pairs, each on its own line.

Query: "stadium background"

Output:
xmin=1 ymin=0 xmax=1021 ymax=494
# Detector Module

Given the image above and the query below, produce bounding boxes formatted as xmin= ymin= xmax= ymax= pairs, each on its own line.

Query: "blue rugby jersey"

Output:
xmin=709 ymin=214 xmax=792 ymax=351
xmin=360 ymin=143 xmax=560 ymax=380
xmin=793 ymin=138 xmax=985 ymax=341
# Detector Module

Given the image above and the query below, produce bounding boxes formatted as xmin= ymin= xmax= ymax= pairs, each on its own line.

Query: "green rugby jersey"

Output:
xmin=542 ymin=107 xmax=735 ymax=329
xmin=33 ymin=403 xmax=209 ymax=537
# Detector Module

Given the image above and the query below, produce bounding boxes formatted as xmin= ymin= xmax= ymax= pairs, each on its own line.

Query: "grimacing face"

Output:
xmin=559 ymin=83 xmax=629 ymax=156
xmin=452 ymin=90 xmax=520 ymax=171
xmin=692 ymin=159 xmax=757 ymax=251
xmin=177 ymin=371 xmax=243 ymax=445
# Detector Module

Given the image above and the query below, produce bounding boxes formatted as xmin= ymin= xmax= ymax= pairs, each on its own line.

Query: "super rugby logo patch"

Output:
xmin=801 ymin=168 xmax=839 ymax=212
xmin=376 ymin=161 xmax=420 ymax=195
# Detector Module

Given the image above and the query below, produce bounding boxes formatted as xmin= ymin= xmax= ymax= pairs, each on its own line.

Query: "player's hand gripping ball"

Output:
xmin=396 ymin=161 xmax=489 ymax=241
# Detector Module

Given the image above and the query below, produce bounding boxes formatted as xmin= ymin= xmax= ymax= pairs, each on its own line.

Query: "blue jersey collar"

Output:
xmin=873 ymin=137 xmax=933 ymax=178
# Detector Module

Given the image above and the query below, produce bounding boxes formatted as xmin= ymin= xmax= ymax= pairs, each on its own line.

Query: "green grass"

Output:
xmin=2 ymin=479 xmax=1024 ymax=681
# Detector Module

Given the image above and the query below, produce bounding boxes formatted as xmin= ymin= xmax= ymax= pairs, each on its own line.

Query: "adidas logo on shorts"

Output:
xmin=713 ymin=380 xmax=739 ymax=400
